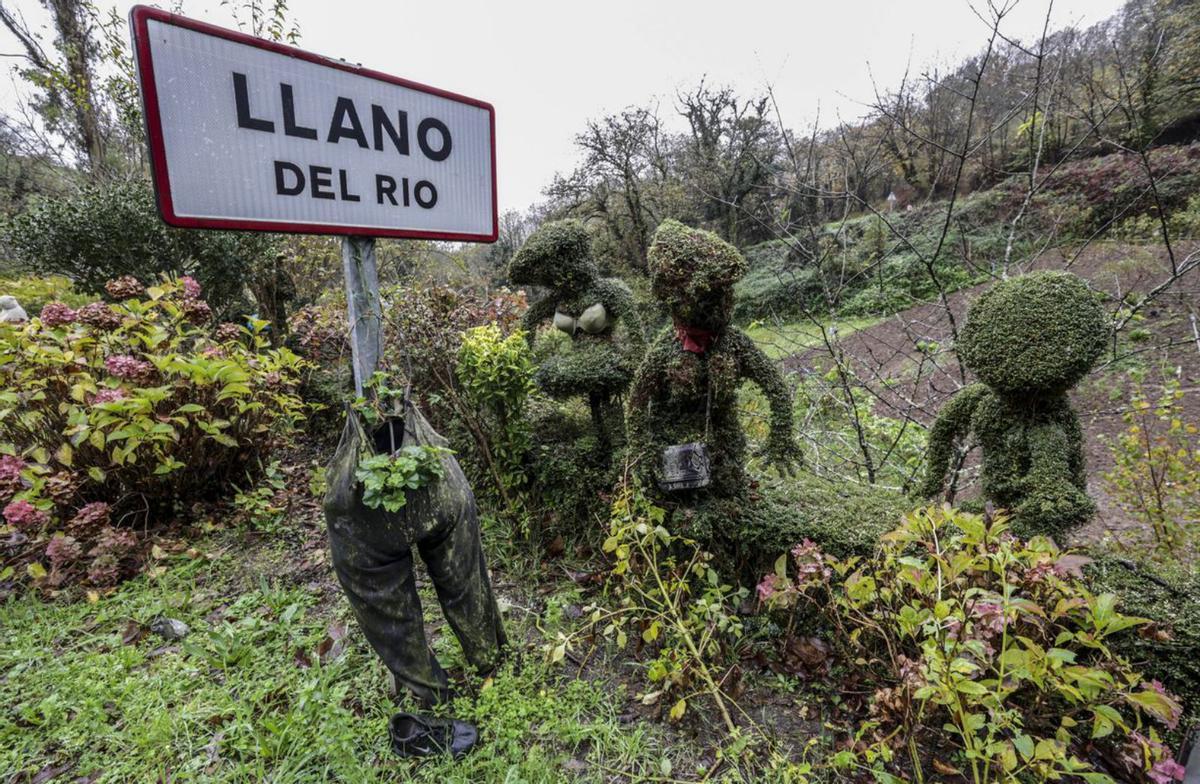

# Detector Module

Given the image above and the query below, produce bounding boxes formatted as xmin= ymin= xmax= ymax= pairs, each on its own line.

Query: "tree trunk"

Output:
xmin=47 ymin=0 xmax=103 ymax=171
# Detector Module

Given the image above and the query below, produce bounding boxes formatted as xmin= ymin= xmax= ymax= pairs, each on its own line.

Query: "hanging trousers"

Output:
xmin=324 ymin=405 xmax=507 ymax=706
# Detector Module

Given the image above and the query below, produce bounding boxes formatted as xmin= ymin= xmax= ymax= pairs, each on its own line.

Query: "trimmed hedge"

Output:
xmin=1086 ymin=555 xmax=1200 ymax=743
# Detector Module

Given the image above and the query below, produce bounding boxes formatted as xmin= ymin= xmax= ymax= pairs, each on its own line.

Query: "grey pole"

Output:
xmin=341 ymin=235 xmax=383 ymax=397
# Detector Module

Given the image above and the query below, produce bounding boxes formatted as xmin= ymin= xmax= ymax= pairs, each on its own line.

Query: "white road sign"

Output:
xmin=130 ymin=6 xmax=497 ymax=241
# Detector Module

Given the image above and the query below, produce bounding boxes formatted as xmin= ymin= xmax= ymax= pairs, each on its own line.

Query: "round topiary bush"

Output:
xmin=958 ymin=270 xmax=1107 ymax=397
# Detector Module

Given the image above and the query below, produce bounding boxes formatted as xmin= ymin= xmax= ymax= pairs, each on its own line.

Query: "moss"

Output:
xmin=508 ymin=219 xmax=594 ymax=291
xmin=922 ymin=272 xmax=1107 ymax=540
xmin=1086 ymin=556 xmax=1200 ymax=742
xmin=958 ymin=271 xmax=1107 ymax=397
xmin=918 ymin=383 xmax=988 ymax=500
xmin=533 ymin=340 xmax=637 ymax=399
xmin=626 ymin=220 xmax=803 ymax=573
xmin=526 ymin=397 xmax=615 ymax=537
xmin=626 ymin=221 xmax=800 ymax=495
xmin=647 ymin=219 xmax=747 ymax=330
xmin=509 ymin=220 xmax=644 ymax=448
xmin=743 ymin=474 xmax=909 ymax=565
xmin=668 ymin=474 xmax=908 ymax=580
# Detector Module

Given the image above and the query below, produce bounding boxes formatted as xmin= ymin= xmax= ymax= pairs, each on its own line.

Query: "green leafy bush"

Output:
xmin=355 ymin=446 xmax=450 ymax=512
xmin=0 ymin=275 xmax=90 ymax=312
xmin=3 ymin=178 xmax=278 ymax=316
xmin=0 ymin=278 xmax=308 ymax=590
xmin=232 ymin=459 xmax=288 ymax=534
xmin=455 ymin=324 xmax=535 ymax=510
xmin=1087 ymin=556 xmax=1200 ymax=745
xmin=1101 ymin=370 xmax=1200 ymax=554
xmin=285 ymin=297 xmax=353 ymax=442
xmin=548 ymin=479 xmax=747 ymax=733
xmin=761 ymin=505 xmax=1186 ymax=783
xmin=734 ymin=262 xmax=823 ymax=322
xmin=380 ymin=281 xmax=526 ymax=431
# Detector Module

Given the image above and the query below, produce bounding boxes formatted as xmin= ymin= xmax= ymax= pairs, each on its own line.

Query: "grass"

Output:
xmin=0 ymin=529 xmax=686 ymax=783
xmin=742 ymin=317 xmax=880 ymax=360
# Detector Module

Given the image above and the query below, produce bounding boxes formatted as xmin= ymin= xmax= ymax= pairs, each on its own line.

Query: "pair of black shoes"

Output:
xmin=389 ymin=712 xmax=478 ymax=760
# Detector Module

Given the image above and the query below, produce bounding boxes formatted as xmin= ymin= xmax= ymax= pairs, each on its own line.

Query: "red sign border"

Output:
xmin=129 ymin=5 xmax=498 ymax=242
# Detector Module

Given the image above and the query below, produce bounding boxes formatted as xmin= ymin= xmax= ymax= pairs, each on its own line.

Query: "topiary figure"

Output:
xmin=626 ymin=219 xmax=800 ymax=507
xmin=921 ymin=271 xmax=1109 ymax=539
xmin=509 ymin=219 xmax=643 ymax=449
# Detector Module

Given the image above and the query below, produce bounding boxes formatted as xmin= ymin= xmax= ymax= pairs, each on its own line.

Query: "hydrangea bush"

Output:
xmin=761 ymin=505 xmax=1185 ymax=783
xmin=0 ymin=277 xmax=308 ymax=591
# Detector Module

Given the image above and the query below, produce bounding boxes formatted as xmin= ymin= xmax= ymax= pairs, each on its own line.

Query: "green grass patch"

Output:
xmin=0 ymin=535 xmax=682 ymax=783
xmin=743 ymin=317 xmax=880 ymax=360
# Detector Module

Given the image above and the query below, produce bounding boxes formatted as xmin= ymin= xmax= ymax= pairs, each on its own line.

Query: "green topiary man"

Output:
xmin=626 ymin=219 xmax=800 ymax=504
xmin=509 ymin=219 xmax=644 ymax=449
xmin=921 ymin=270 xmax=1109 ymax=539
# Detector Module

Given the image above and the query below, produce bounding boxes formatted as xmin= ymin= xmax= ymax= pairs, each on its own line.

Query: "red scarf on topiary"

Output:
xmin=674 ymin=321 xmax=718 ymax=354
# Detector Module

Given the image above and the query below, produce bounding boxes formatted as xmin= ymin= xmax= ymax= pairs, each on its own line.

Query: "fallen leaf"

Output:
xmin=317 ymin=622 xmax=349 ymax=663
xmin=121 ymin=620 xmax=144 ymax=646
xmin=777 ymin=635 xmax=832 ymax=678
xmin=546 ymin=535 xmax=565 ymax=558
xmin=933 ymin=759 xmax=961 ymax=776
xmin=150 ymin=544 xmax=167 ymax=560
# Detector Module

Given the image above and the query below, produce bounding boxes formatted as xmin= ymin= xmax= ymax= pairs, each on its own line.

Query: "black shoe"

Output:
xmin=389 ymin=712 xmax=479 ymax=760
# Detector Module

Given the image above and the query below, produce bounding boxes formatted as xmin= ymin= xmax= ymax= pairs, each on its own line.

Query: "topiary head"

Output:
xmin=959 ymin=271 xmax=1108 ymax=397
xmin=508 ymin=219 xmax=597 ymax=292
xmin=648 ymin=219 xmax=747 ymax=329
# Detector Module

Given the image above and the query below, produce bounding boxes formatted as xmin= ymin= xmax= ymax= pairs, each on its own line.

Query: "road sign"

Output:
xmin=130 ymin=5 xmax=497 ymax=242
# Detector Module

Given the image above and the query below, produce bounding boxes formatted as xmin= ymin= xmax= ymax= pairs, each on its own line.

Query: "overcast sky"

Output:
xmin=1 ymin=0 xmax=1126 ymax=212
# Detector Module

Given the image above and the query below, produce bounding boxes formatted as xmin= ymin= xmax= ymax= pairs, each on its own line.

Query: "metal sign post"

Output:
xmin=342 ymin=236 xmax=383 ymax=397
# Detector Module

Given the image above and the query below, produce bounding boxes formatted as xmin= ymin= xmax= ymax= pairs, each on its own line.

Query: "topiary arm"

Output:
xmin=732 ymin=329 xmax=800 ymax=474
xmin=521 ymin=296 xmax=556 ymax=347
xmin=919 ymin=383 xmax=987 ymax=499
xmin=1014 ymin=421 xmax=1095 ymax=539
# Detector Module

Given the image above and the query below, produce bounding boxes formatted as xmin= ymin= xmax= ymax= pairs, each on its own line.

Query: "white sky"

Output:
xmin=1 ymin=0 xmax=1126 ymax=213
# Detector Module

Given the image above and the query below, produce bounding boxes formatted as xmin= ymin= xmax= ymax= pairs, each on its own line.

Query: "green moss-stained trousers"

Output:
xmin=324 ymin=404 xmax=507 ymax=706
